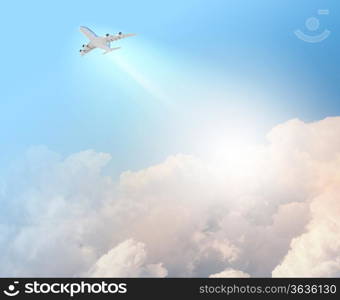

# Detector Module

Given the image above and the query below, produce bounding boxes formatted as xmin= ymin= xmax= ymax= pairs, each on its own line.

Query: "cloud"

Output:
xmin=87 ymin=239 xmax=167 ymax=277
xmin=272 ymin=188 xmax=340 ymax=277
xmin=209 ymin=268 xmax=250 ymax=278
xmin=1 ymin=117 xmax=340 ymax=277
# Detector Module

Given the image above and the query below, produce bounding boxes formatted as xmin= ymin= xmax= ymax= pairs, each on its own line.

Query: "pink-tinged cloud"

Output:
xmin=1 ymin=117 xmax=340 ymax=277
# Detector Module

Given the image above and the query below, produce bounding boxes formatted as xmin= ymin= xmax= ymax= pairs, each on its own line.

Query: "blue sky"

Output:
xmin=1 ymin=0 xmax=340 ymax=175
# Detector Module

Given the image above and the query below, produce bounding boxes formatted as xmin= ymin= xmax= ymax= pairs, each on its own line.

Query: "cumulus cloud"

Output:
xmin=87 ymin=239 xmax=167 ymax=277
xmin=209 ymin=268 xmax=250 ymax=278
xmin=1 ymin=117 xmax=340 ymax=277
xmin=272 ymin=188 xmax=340 ymax=277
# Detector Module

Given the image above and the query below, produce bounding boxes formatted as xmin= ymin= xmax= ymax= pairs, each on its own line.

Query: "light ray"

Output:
xmin=108 ymin=54 xmax=171 ymax=105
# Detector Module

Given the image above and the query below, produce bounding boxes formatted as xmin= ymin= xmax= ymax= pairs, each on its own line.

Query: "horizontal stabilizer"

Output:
xmin=103 ymin=47 xmax=121 ymax=54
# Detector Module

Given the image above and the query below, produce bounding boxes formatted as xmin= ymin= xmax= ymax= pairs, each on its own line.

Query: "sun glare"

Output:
xmin=204 ymin=130 xmax=264 ymax=178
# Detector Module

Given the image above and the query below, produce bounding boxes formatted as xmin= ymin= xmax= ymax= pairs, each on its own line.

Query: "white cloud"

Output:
xmin=209 ymin=268 xmax=250 ymax=278
xmin=87 ymin=239 xmax=167 ymax=277
xmin=272 ymin=187 xmax=340 ymax=277
xmin=1 ymin=117 xmax=340 ymax=277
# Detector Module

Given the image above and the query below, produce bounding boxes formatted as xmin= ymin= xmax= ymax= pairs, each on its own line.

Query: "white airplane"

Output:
xmin=79 ymin=26 xmax=136 ymax=56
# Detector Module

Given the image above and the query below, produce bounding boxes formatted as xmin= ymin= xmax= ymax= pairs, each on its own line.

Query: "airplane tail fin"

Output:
xmin=103 ymin=47 xmax=121 ymax=54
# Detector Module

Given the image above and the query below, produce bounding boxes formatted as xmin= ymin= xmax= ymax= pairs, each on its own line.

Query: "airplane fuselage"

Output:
xmin=88 ymin=36 xmax=111 ymax=52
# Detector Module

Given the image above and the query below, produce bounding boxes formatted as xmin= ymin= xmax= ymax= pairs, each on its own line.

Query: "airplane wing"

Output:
xmin=106 ymin=33 xmax=136 ymax=43
xmin=80 ymin=26 xmax=97 ymax=40
xmin=79 ymin=44 xmax=95 ymax=56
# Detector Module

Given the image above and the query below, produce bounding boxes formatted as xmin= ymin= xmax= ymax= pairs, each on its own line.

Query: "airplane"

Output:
xmin=79 ymin=26 xmax=136 ymax=56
